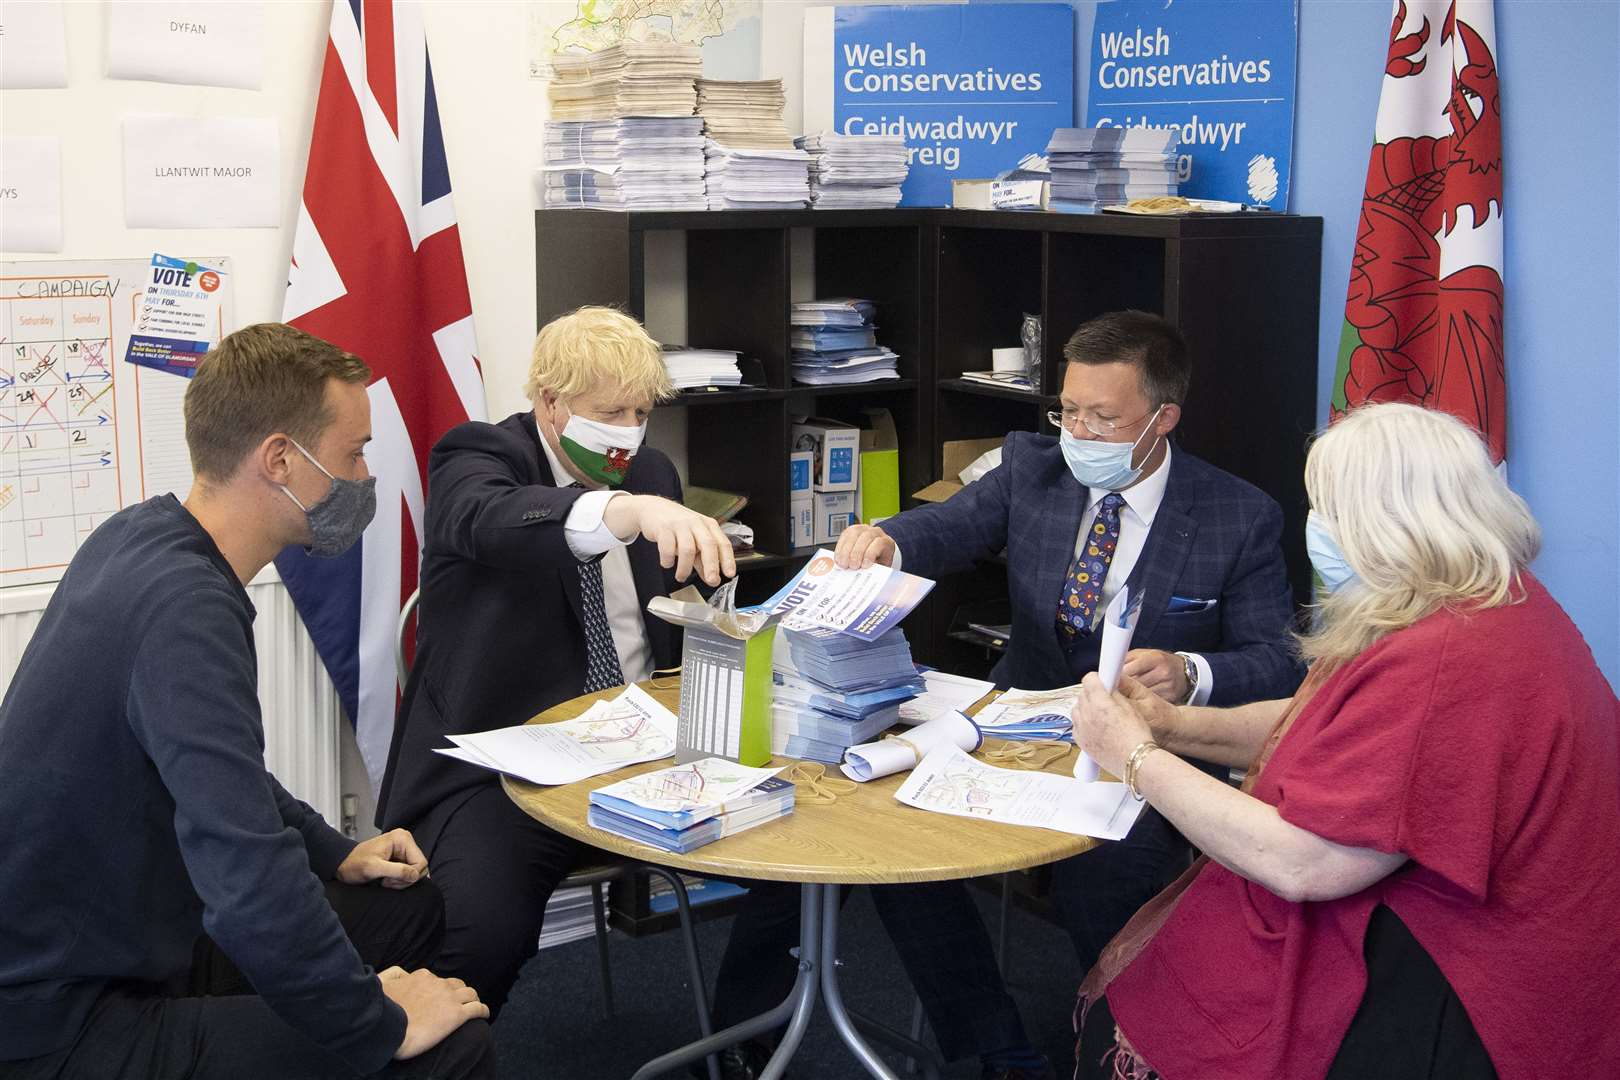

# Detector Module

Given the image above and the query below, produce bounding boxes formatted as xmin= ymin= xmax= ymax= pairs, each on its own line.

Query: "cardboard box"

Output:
xmin=646 ymin=586 xmax=778 ymax=767
xmin=788 ymin=496 xmax=814 ymax=550
xmin=788 ymin=450 xmax=813 ymax=498
xmin=813 ymin=490 xmax=857 ymax=544
xmin=952 ymin=178 xmax=1050 ymax=211
xmin=913 ymin=437 xmax=1005 ymax=503
xmin=857 ymin=407 xmax=900 ymax=524
xmin=791 ymin=416 xmax=860 ymax=492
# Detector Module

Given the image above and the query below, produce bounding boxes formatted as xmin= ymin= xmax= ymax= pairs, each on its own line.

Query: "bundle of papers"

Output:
xmin=1045 ymin=127 xmax=1180 ymax=214
xmin=540 ymin=118 xmax=706 ymax=210
xmin=697 ymin=78 xmax=796 ymax=149
xmin=790 ymin=297 xmax=899 ymax=385
xmin=703 ymin=141 xmax=811 ymax=210
xmin=896 ymin=745 xmax=1146 ymax=840
xmin=796 ymin=132 xmax=910 ymax=209
xmin=973 ymin=685 xmax=1081 ymax=741
xmin=662 ymin=344 xmax=743 ymax=390
xmin=771 ymin=626 xmax=924 ymax=763
xmin=433 ymin=685 xmax=676 ymax=785
xmin=587 ymin=758 xmax=792 ymax=853
xmin=548 ymin=41 xmax=702 ymax=121
xmin=842 ymin=709 xmax=982 ymax=782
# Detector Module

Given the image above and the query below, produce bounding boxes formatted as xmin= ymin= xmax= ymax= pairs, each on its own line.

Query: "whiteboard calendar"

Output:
xmin=1 ymin=258 xmax=232 ymax=587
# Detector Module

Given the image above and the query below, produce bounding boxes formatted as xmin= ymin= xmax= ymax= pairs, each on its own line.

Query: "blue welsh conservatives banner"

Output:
xmin=804 ymin=3 xmax=1074 ymax=207
xmin=1085 ymin=0 xmax=1298 ymax=208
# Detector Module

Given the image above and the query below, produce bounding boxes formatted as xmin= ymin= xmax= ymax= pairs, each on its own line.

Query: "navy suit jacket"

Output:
xmin=376 ymin=411 xmax=681 ymax=834
xmin=883 ymin=432 xmax=1303 ymax=704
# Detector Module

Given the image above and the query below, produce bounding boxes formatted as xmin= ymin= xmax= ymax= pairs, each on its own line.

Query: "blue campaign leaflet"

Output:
xmin=807 ymin=3 xmax=1074 ymax=207
xmin=1085 ymin=0 xmax=1298 ymax=208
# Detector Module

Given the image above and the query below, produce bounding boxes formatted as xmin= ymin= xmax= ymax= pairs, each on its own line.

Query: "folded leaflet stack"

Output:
xmin=1045 ymin=127 xmax=1180 ymax=214
xmin=770 ymin=627 xmax=924 ymax=763
xmin=796 ymin=132 xmax=910 ymax=209
xmin=790 ymin=298 xmax=899 ymax=385
xmin=697 ymin=78 xmax=810 ymax=209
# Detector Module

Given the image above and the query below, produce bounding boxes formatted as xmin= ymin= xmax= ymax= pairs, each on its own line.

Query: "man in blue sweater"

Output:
xmin=0 ymin=324 xmax=492 ymax=1079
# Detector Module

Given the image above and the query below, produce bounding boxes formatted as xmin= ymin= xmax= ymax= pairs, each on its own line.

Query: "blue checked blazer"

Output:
xmin=884 ymin=431 xmax=1304 ymax=704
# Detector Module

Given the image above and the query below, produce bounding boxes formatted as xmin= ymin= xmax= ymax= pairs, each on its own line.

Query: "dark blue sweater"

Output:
xmin=0 ymin=496 xmax=405 ymax=1071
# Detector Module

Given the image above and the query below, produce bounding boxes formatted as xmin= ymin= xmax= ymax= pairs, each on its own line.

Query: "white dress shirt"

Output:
xmin=893 ymin=440 xmax=1212 ymax=704
xmin=538 ymin=434 xmax=654 ymax=685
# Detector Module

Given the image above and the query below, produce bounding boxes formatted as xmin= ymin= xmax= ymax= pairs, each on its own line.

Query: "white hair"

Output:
xmin=1298 ymin=402 xmax=1541 ymax=664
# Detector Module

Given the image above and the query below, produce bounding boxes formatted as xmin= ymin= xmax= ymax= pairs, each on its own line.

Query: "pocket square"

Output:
xmin=1167 ymin=595 xmax=1217 ymax=613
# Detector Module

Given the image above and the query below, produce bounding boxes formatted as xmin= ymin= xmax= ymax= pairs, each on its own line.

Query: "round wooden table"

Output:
xmin=504 ymin=680 xmax=1096 ymax=1080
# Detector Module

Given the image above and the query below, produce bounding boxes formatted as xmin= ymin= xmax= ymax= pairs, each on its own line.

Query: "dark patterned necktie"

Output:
xmin=568 ymin=483 xmax=626 ymax=693
xmin=1057 ymin=492 xmax=1125 ymax=638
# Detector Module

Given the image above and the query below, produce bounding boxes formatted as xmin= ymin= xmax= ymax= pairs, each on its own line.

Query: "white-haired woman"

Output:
xmin=1069 ymin=402 xmax=1620 ymax=1080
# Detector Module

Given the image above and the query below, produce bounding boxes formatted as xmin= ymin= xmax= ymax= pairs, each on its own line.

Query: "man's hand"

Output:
xmin=336 ymin=829 xmax=429 ymax=889
xmin=604 ymin=494 xmax=736 ymax=586
xmin=380 ymin=967 xmax=489 ymax=1059
xmin=1122 ymin=648 xmax=1190 ymax=704
xmin=833 ymin=524 xmax=896 ymax=569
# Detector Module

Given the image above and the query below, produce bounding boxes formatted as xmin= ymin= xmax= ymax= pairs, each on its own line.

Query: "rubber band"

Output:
xmin=981 ymin=740 xmax=1071 ymax=770
xmin=787 ymin=762 xmax=856 ymax=804
xmin=881 ymin=732 xmax=923 ymax=765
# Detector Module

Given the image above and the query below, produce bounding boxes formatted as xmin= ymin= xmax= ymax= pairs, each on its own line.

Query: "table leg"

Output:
xmin=817 ymin=882 xmax=903 ymax=1080
xmin=630 ymin=885 xmax=823 ymax=1080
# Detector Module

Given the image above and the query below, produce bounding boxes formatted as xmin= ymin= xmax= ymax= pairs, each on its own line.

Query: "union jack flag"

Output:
xmin=279 ymin=0 xmax=485 ymax=790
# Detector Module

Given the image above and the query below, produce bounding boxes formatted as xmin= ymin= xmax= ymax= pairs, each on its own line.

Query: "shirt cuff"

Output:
xmin=1182 ymin=652 xmax=1214 ymax=706
xmin=564 ymin=489 xmax=631 ymax=560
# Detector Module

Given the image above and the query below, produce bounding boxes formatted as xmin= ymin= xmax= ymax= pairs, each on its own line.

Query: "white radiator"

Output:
xmin=0 ymin=578 xmax=344 ymax=824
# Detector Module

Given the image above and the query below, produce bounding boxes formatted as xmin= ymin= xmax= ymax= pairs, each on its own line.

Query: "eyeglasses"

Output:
xmin=1044 ymin=407 xmax=1156 ymax=438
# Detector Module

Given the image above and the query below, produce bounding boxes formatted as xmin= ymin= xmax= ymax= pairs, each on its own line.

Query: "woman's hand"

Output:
xmin=1116 ymin=674 xmax=1182 ymax=744
xmin=1072 ymin=673 xmax=1156 ymax=779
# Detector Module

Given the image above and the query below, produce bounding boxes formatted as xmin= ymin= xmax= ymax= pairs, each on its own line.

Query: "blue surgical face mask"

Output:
xmin=1060 ymin=405 xmax=1164 ymax=491
xmin=1306 ymin=510 xmax=1358 ymax=594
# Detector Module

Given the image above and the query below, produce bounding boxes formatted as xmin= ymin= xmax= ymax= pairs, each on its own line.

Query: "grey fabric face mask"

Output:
xmin=280 ymin=438 xmax=378 ymax=558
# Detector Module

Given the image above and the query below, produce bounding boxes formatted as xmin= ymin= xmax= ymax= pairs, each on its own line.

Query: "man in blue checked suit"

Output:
xmin=716 ymin=312 xmax=1302 ymax=1079
xmin=839 ymin=310 xmax=1304 ymax=985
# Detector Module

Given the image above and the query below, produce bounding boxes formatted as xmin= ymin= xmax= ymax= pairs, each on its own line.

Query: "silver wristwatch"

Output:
xmin=1176 ymin=652 xmax=1199 ymax=705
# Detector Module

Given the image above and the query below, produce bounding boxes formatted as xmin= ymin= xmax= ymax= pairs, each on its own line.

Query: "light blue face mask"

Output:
xmin=1059 ymin=405 xmax=1163 ymax=491
xmin=1305 ymin=510 xmax=1358 ymax=594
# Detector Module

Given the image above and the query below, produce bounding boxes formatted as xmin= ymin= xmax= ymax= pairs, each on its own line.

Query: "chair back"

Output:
xmin=395 ymin=587 xmax=421 ymax=693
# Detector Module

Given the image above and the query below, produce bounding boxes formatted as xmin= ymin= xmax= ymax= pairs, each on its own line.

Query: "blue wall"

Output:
xmin=1056 ymin=0 xmax=1619 ymax=685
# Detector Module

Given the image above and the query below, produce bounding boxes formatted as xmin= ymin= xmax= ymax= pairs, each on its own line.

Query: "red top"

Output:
xmin=1106 ymin=576 xmax=1620 ymax=1080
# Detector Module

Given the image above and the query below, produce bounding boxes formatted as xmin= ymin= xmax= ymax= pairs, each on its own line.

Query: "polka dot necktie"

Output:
xmin=569 ymin=483 xmax=626 ymax=693
xmin=1057 ymin=492 xmax=1125 ymax=639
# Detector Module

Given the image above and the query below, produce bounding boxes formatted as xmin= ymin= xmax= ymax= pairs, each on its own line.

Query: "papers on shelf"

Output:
xmin=796 ymin=132 xmax=910 ymax=210
xmin=540 ymin=118 xmax=706 ymax=211
xmin=433 ymin=684 xmax=676 ymax=786
xmin=898 ymin=669 xmax=997 ymax=726
xmin=547 ymin=41 xmax=702 ymax=121
xmin=663 ymin=345 xmax=744 ymax=390
xmin=697 ymin=78 xmax=796 ymax=150
xmin=764 ymin=549 xmax=934 ymax=641
xmin=973 ymin=685 xmax=1079 ymax=741
xmin=703 ymin=140 xmax=811 ymax=210
xmin=896 ymin=745 xmax=1146 ymax=840
xmin=1046 ymin=126 xmax=1180 ymax=215
xmin=842 ymin=710 xmax=982 ymax=782
xmin=791 ymin=297 xmax=899 ymax=386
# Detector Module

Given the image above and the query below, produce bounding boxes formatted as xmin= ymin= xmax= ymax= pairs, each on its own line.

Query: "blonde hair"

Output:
xmin=1298 ymin=402 xmax=1540 ymax=664
xmin=524 ymin=306 xmax=674 ymax=404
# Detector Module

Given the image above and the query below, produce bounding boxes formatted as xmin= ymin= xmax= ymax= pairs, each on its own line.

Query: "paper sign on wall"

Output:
xmin=106 ymin=2 xmax=264 ymax=90
xmin=0 ymin=137 xmax=63 ymax=252
xmin=124 ymin=254 xmax=228 ymax=377
xmin=122 ymin=114 xmax=279 ymax=228
xmin=0 ymin=0 xmax=69 ymax=89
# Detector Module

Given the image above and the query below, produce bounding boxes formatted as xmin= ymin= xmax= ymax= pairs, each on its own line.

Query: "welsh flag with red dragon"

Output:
xmin=1334 ymin=0 xmax=1505 ymax=464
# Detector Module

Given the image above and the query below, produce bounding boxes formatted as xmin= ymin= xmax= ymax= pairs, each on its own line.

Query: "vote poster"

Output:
xmin=804 ymin=3 xmax=1074 ymax=207
xmin=1085 ymin=0 xmax=1298 ymax=208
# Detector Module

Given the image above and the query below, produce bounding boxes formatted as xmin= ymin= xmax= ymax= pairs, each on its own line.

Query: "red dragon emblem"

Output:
xmin=603 ymin=447 xmax=634 ymax=479
xmin=1333 ymin=0 xmax=1505 ymax=463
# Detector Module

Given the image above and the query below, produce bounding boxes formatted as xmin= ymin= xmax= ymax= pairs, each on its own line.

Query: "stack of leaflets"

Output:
xmin=697 ymin=78 xmax=796 ymax=149
xmin=703 ymin=143 xmax=812 ymax=210
xmin=771 ymin=626 xmax=925 ymax=763
xmin=1045 ymin=127 xmax=1180 ymax=214
xmin=796 ymin=132 xmax=910 ymax=209
xmin=587 ymin=758 xmax=793 ymax=853
xmin=547 ymin=41 xmax=702 ymax=121
xmin=662 ymin=345 xmax=744 ymax=390
xmin=971 ymin=684 xmax=1082 ymax=741
xmin=539 ymin=118 xmax=706 ymax=210
xmin=790 ymin=297 xmax=899 ymax=385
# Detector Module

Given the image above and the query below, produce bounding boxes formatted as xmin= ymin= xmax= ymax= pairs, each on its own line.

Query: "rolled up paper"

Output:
xmin=1077 ymin=585 xmax=1144 ymax=782
xmin=841 ymin=710 xmax=982 ymax=782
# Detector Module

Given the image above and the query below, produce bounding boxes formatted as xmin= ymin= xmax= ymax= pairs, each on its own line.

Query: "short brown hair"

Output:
xmin=184 ymin=323 xmax=370 ymax=482
xmin=1062 ymin=310 xmax=1190 ymax=406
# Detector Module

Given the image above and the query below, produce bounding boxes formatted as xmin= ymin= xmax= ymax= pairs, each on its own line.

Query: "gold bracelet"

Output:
xmin=1124 ymin=740 xmax=1161 ymax=801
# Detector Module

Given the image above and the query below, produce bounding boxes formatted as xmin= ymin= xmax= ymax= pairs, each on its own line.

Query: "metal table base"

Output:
xmin=631 ymin=883 xmax=943 ymax=1080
